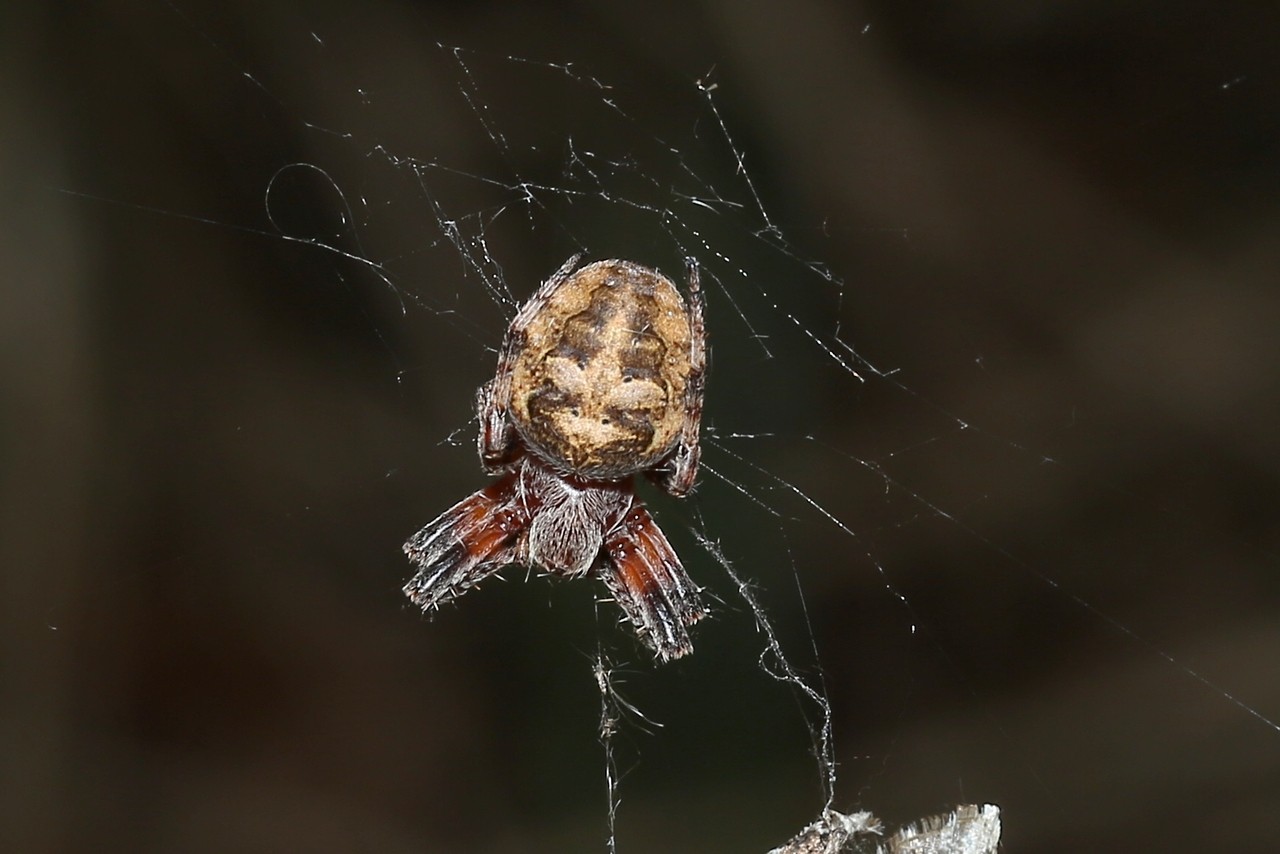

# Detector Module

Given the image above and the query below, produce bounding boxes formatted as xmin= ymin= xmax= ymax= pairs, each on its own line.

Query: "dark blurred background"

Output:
xmin=4 ymin=2 xmax=1279 ymax=852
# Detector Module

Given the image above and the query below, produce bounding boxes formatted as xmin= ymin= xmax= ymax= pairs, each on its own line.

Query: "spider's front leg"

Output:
xmin=403 ymin=470 xmax=531 ymax=611
xmin=599 ymin=502 xmax=705 ymax=662
xmin=477 ymin=377 xmax=518 ymax=473
xmin=653 ymin=257 xmax=706 ymax=498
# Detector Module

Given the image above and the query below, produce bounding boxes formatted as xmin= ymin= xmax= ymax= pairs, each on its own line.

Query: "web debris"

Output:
xmin=592 ymin=651 xmax=667 ymax=854
xmin=698 ymin=535 xmax=839 ymax=810
xmin=768 ymin=805 xmax=1001 ymax=854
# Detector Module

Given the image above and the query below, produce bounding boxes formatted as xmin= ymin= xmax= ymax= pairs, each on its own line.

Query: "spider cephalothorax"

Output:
xmin=404 ymin=255 xmax=707 ymax=661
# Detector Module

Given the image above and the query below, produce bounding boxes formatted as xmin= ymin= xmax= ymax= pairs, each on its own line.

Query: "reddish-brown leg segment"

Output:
xmin=403 ymin=470 xmax=530 ymax=611
xmin=601 ymin=502 xmax=705 ymax=662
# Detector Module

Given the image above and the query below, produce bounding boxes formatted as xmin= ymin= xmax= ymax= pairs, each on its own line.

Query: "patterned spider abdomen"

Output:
xmin=509 ymin=259 xmax=694 ymax=479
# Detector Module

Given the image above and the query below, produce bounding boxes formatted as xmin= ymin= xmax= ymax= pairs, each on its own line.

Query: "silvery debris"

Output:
xmin=769 ymin=804 xmax=1000 ymax=854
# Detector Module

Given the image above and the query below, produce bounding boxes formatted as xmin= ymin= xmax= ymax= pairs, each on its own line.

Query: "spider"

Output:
xmin=403 ymin=255 xmax=707 ymax=662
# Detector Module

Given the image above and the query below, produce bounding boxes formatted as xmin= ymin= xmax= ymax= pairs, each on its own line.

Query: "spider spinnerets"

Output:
xmin=403 ymin=255 xmax=707 ymax=661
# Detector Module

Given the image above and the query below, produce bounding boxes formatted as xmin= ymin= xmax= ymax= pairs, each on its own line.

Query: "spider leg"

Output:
xmin=476 ymin=378 xmax=519 ymax=473
xmin=653 ymin=257 xmax=705 ymax=497
xmin=403 ymin=470 xmax=530 ymax=611
xmin=600 ymin=502 xmax=705 ymax=662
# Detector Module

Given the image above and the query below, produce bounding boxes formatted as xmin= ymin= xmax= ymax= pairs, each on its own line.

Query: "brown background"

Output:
xmin=4 ymin=2 xmax=1279 ymax=851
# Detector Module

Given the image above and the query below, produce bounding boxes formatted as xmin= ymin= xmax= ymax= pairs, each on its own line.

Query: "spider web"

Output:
xmin=30 ymin=3 xmax=1280 ymax=852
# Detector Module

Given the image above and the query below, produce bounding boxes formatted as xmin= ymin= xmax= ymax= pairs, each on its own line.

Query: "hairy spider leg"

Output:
xmin=649 ymin=257 xmax=705 ymax=497
xmin=601 ymin=503 xmax=706 ymax=662
xmin=403 ymin=470 xmax=531 ymax=611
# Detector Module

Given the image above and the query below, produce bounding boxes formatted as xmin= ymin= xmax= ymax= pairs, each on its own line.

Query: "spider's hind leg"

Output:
xmin=403 ymin=470 xmax=529 ymax=612
xmin=600 ymin=503 xmax=705 ymax=663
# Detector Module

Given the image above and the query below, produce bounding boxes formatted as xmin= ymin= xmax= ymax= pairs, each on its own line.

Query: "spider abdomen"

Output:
xmin=510 ymin=260 xmax=694 ymax=479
